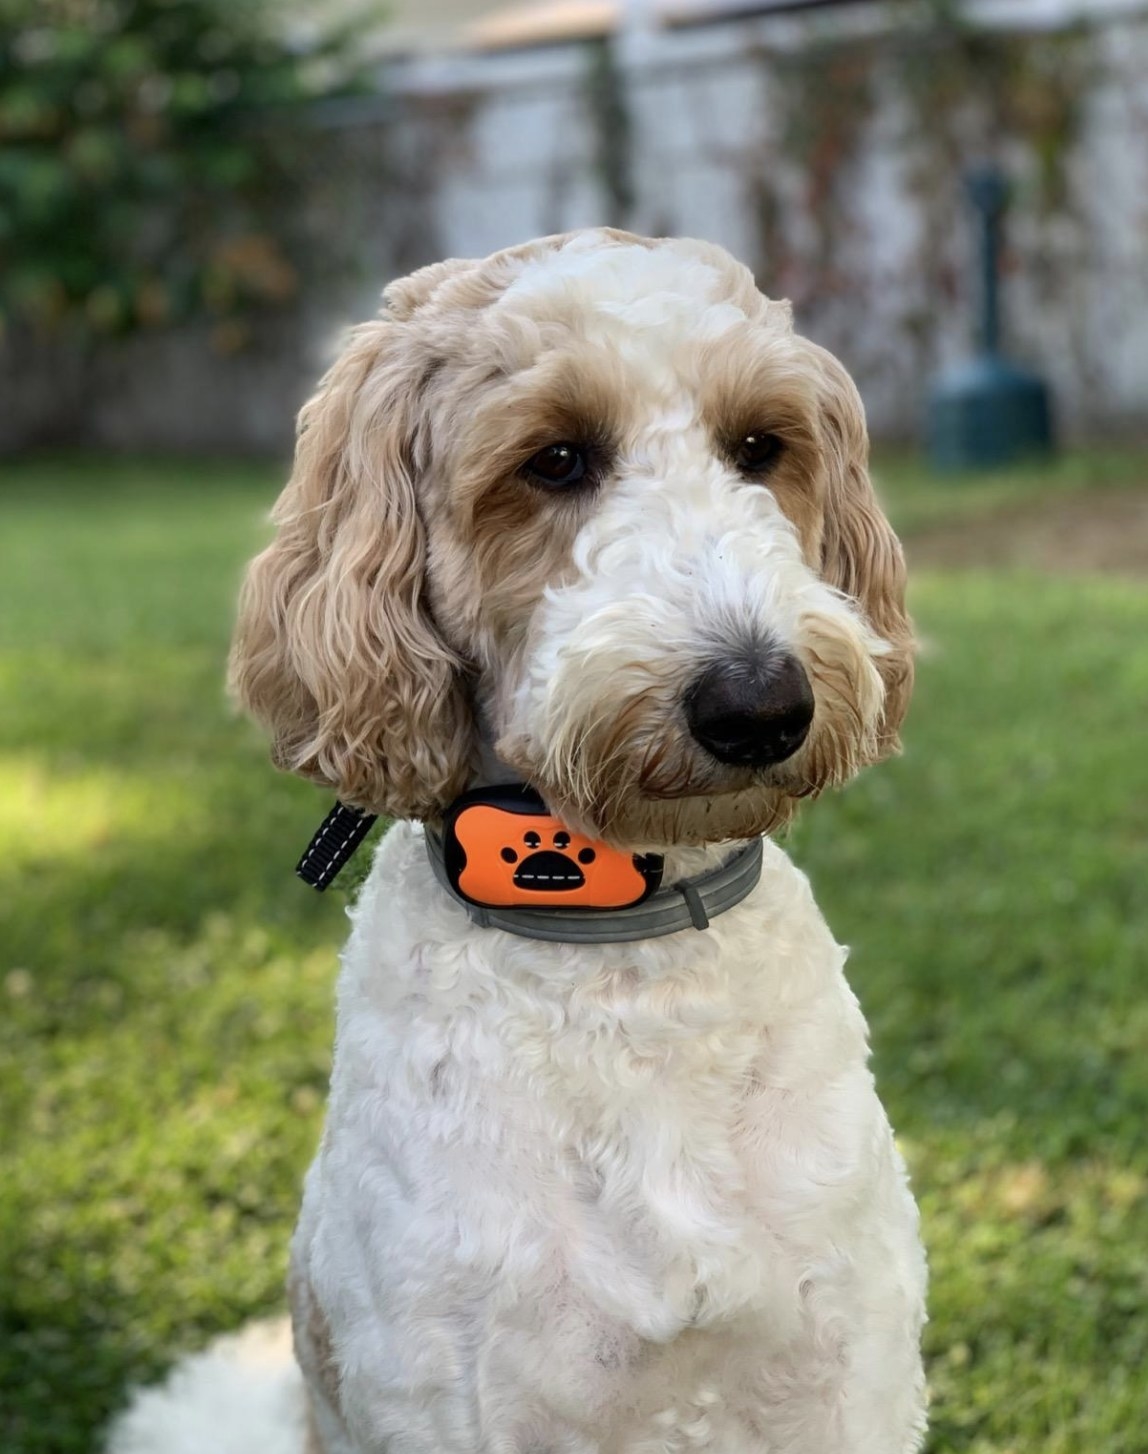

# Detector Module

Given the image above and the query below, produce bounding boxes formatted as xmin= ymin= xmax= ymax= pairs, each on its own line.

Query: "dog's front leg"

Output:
xmin=290 ymin=1229 xmax=359 ymax=1454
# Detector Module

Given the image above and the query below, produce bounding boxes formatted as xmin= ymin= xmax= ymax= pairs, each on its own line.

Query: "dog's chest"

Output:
xmin=418 ymin=961 xmax=847 ymax=1344
xmin=315 ymin=841 xmax=925 ymax=1451
xmin=336 ymin=831 xmax=876 ymax=1350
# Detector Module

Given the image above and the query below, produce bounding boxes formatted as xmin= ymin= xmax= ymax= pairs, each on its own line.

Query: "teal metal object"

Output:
xmin=926 ymin=166 xmax=1054 ymax=471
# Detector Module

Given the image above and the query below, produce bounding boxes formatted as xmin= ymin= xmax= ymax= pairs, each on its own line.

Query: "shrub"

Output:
xmin=0 ymin=0 xmax=370 ymax=344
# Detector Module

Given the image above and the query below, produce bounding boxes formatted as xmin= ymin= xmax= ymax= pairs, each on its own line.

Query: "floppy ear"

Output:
xmin=812 ymin=346 xmax=914 ymax=757
xmin=229 ymin=315 xmax=475 ymax=820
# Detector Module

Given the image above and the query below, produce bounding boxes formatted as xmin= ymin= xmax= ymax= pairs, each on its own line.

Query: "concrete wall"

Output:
xmin=6 ymin=0 xmax=1147 ymax=453
xmin=393 ymin=0 xmax=1148 ymax=440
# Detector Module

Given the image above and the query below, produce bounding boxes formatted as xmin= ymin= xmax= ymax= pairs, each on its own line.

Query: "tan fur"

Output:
xmin=425 ymin=356 xmax=627 ymax=659
xmin=809 ymin=344 xmax=915 ymax=755
xmin=289 ymin=1259 xmax=345 ymax=1454
xmin=303 ymin=1401 xmax=327 ymax=1454
xmin=698 ymin=324 xmax=825 ymax=563
xmin=229 ymin=317 xmax=476 ymax=819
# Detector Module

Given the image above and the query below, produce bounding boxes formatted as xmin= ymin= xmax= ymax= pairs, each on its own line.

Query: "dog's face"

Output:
xmin=230 ymin=230 xmax=912 ymax=848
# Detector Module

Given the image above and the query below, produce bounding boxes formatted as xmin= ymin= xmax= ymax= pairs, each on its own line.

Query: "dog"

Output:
xmin=127 ymin=229 xmax=928 ymax=1454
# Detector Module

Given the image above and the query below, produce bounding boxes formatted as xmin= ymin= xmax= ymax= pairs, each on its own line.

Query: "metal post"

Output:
xmin=966 ymin=165 xmax=1007 ymax=357
xmin=925 ymin=163 xmax=1054 ymax=470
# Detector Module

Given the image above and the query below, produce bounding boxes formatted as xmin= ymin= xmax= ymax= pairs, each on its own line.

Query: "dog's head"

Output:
xmin=230 ymin=230 xmax=912 ymax=848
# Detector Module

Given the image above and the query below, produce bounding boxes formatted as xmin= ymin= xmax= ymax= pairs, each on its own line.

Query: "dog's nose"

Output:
xmin=685 ymin=653 xmax=814 ymax=769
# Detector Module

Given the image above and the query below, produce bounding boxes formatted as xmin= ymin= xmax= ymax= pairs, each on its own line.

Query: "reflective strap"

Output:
xmin=424 ymin=830 xmax=763 ymax=944
xmin=296 ymin=802 xmax=377 ymax=891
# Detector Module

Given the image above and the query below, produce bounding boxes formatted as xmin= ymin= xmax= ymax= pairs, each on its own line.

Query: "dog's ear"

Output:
xmin=812 ymin=345 xmax=914 ymax=756
xmin=229 ymin=316 xmax=474 ymax=820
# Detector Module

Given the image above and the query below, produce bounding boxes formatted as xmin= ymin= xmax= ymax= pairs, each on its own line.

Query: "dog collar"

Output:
xmin=424 ymin=822 xmax=763 ymax=944
xmin=296 ymin=793 xmax=763 ymax=943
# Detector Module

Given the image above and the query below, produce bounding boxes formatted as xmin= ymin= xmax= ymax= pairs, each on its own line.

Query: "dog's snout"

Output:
xmin=685 ymin=653 xmax=814 ymax=769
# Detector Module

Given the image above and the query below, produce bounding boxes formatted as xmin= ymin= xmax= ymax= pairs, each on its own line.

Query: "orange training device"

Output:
xmin=441 ymin=786 xmax=663 ymax=912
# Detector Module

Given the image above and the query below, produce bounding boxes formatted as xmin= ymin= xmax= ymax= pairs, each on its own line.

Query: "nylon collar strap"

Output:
xmin=424 ymin=826 xmax=764 ymax=944
xmin=296 ymin=800 xmax=764 ymax=944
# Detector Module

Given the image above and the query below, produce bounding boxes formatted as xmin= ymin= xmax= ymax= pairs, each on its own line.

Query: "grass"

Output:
xmin=872 ymin=446 xmax=1148 ymax=535
xmin=2 ymin=450 xmax=1147 ymax=1453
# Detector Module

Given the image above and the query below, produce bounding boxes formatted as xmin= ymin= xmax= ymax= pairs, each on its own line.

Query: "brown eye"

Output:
xmin=522 ymin=442 xmax=588 ymax=489
xmin=735 ymin=432 xmax=783 ymax=475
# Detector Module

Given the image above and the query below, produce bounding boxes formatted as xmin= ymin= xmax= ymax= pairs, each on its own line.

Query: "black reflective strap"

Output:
xmin=296 ymin=802 xmax=378 ymax=891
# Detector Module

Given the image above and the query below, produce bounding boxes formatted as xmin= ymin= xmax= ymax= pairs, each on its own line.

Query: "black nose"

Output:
xmin=685 ymin=653 xmax=815 ymax=769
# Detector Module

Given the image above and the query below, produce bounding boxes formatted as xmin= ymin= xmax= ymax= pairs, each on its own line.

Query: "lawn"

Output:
xmin=2 ymin=451 xmax=1147 ymax=1453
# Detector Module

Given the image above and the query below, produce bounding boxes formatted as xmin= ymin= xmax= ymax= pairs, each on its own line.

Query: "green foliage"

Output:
xmin=749 ymin=7 xmax=1100 ymax=305
xmin=2 ymin=453 xmax=1147 ymax=1451
xmin=0 ymin=1 xmax=370 ymax=345
xmin=888 ymin=1 xmax=1095 ymax=213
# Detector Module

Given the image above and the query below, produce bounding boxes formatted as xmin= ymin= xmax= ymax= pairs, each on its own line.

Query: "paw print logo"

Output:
xmin=450 ymin=802 xmax=656 ymax=910
xmin=499 ymin=828 xmax=597 ymax=894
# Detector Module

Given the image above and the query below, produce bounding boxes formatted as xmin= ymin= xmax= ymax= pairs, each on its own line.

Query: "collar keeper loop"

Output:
xmin=676 ymin=879 xmax=711 ymax=932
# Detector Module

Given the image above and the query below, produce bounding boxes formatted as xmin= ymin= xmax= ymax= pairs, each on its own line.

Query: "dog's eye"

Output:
xmin=522 ymin=443 xmax=588 ymax=490
xmin=735 ymin=432 xmax=784 ymax=475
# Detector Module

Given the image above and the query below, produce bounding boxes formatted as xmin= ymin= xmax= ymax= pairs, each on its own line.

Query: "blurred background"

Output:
xmin=2 ymin=1 xmax=1146 ymax=1451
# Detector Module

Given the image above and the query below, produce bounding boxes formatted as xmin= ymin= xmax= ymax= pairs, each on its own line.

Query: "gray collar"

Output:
xmin=424 ymin=829 xmax=764 ymax=944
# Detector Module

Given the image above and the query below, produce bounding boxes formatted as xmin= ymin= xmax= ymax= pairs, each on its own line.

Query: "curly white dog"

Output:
xmin=108 ymin=230 xmax=926 ymax=1454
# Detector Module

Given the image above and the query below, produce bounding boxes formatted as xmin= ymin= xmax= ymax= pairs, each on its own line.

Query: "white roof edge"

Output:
xmin=379 ymin=0 xmax=1147 ymax=99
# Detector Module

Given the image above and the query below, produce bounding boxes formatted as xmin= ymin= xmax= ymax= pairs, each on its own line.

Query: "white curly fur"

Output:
xmin=107 ymin=231 xmax=926 ymax=1454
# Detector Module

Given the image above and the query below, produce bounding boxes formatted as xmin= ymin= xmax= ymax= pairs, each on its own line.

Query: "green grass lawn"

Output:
xmin=2 ymin=452 xmax=1147 ymax=1453
xmin=871 ymin=446 xmax=1148 ymax=536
